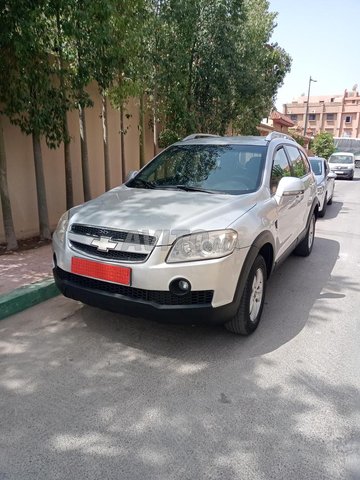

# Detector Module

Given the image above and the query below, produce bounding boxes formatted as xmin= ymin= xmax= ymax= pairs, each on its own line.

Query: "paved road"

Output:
xmin=1 ymin=173 xmax=359 ymax=480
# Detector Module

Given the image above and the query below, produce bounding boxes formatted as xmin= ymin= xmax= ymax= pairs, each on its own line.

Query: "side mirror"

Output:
xmin=275 ymin=176 xmax=305 ymax=199
xmin=328 ymin=172 xmax=336 ymax=179
xmin=125 ymin=170 xmax=138 ymax=183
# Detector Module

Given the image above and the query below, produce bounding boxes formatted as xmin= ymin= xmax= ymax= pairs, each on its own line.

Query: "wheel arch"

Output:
xmin=252 ymin=231 xmax=275 ymax=278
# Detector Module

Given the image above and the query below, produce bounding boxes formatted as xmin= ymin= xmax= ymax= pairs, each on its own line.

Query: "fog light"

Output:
xmin=179 ymin=280 xmax=190 ymax=291
xmin=169 ymin=278 xmax=192 ymax=296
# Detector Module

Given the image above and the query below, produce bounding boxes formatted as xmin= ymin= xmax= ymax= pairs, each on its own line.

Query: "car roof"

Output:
xmin=331 ymin=151 xmax=354 ymax=156
xmin=174 ymin=132 xmax=300 ymax=147
xmin=175 ymin=135 xmax=268 ymax=146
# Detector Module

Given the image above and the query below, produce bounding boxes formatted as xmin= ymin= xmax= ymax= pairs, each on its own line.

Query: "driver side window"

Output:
xmin=271 ymin=148 xmax=291 ymax=194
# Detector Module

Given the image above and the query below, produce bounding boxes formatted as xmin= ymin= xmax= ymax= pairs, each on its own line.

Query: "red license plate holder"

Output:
xmin=71 ymin=257 xmax=131 ymax=286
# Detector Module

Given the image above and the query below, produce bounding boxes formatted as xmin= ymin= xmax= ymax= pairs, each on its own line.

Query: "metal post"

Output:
xmin=303 ymin=76 xmax=317 ymax=136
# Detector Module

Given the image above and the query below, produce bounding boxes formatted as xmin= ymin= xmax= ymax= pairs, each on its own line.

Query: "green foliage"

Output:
xmin=0 ymin=0 xmax=291 ymax=149
xmin=290 ymin=132 xmax=306 ymax=147
xmin=0 ymin=1 xmax=65 ymax=148
xmin=158 ymin=129 xmax=181 ymax=149
xmin=311 ymin=132 xmax=336 ymax=160
xmin=145 ymin=0 xmax=291 ymax=146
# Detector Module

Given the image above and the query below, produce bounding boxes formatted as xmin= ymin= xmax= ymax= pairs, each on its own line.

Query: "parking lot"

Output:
xmin=0 ymin=172 xmax=359 ymax=480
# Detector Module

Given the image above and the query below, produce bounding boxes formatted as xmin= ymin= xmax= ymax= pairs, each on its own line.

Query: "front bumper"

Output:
xmin=53 ymin=266 xmax=238 ymax=324
xmin=53 ymin=232 xmax=249 ymax=308
xmin=331 ymin=169 xmax=353 ymax=179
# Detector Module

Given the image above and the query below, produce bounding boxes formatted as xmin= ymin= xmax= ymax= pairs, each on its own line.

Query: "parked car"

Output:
xmin=53 ymin=132 xmax=319 ymax=335
xmin=309 ymin=156 xmax=336 ymax=217
xmin=328 ymin=152 xmax=355 ymax=180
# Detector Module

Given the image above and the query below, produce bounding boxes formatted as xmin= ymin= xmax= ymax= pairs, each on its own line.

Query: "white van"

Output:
xmin=328 ymin=152 xmax=355 ymax=180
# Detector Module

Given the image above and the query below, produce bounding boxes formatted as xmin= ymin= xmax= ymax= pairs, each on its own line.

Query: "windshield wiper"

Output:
xmin=171 ymin=184 xmax=217 ymax=194
xmin=130 ymin=178 xmax=157 ymax=189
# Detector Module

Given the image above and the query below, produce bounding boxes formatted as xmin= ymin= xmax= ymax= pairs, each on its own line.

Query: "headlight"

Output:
xmin=317 ymin=185 xmax=325 ymax=195
xmin=55 ymin=210 xmax=69 ymax=243
xmin=166 ymin=229 xmax=238 ymax=263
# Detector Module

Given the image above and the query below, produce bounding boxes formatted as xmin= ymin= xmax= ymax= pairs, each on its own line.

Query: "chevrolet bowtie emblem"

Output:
xmin=91 ymin=236 xmax=118 ymax=252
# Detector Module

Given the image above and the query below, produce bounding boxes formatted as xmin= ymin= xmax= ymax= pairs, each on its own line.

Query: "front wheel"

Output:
xmin=294 ymin=213 xmax=315 ymax=257
xmin=225 ymin=255 xmax=267 ymax=335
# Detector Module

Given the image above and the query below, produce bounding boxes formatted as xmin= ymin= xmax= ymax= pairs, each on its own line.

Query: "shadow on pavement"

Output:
xmin=80 ymin=237 xmax=343 ymax=360
xmin=0 ymin=231 xmax=359 ymax=480
xmin=319 ymin=200 xmax=343 ymax=220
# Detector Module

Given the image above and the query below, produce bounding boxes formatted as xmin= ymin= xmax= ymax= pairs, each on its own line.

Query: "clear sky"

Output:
xmin=268 ymin=0 xmax=360 ymax=110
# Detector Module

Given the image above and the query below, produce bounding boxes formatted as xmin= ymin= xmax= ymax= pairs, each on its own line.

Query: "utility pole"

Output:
xmin=303 ymin=76 xmax=317 ymax=136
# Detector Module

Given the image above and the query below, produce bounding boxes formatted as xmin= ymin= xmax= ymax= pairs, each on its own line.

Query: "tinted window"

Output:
xmin=299 ymin=151 xmax=311 ymax=174
xmin=128 ymin=144 xmax=267 ymax=195
xmin=310 ymin=159 xmax=323 ymax=175
xmin=286 ymin=145 xmax=309 ymax=178
xmin=324 ymin=161 xmax=329 ymax=175
xmin=271 ymin=148 xmax=291 ymax=194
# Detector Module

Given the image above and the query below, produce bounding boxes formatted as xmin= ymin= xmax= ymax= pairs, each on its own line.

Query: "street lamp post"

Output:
xmin=303 ymin=76 xmax=317 ymax=136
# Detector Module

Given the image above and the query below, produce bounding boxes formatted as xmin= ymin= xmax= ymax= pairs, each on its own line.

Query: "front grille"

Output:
xmin=70 ymin=241 xmax=147 ymax=262
xmin=57 ymin=268 xmax=213 ymax=306
xmin=71 ymin=224 xmax=156 ymax=246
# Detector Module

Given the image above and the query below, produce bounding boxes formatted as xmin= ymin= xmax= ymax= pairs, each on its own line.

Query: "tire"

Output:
xmin=318 ymin=195 xmax=327 ymax=218
xmin=225 ymin=255 xmax=267 ymax=335
xmin=294 ymin=213 xmax=315 ymax=257
xmin=327 ymin=195 xmax=333 ymax=205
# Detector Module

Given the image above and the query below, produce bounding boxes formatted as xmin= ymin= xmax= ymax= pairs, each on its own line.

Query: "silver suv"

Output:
xmin=53 ymin=132 xmax=318 ymax=335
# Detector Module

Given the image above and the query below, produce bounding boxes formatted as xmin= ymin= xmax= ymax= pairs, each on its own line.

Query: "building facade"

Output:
xmin=283 ymin=87 xmax=360 ymax=138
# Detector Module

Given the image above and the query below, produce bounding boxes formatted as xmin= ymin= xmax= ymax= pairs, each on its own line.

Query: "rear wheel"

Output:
xmin=225 ymin=255 xmax=267 ymax=335
xmin=294 ymin=213 xmax=315 ymax=257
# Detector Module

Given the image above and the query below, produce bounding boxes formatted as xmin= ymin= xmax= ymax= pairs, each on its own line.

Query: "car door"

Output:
xmin=270 ymin=146 xmax=300 ymax=258
xmin=285 ymin=145 xmax=314 ymax=236
xmin=324 ymin=160 xmax=335 ymax=200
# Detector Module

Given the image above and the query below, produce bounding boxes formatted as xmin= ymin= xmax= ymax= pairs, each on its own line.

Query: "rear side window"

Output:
xmin=286 ymin=145 xmax=310 ymax=178
xmin=271 ymin=147 xmax=291 ymax=194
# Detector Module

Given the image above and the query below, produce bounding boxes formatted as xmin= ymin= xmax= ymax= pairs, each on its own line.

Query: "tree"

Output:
xmin=0 ymin=115 xmax=18 ymax=250
xmin=50 ymin=0 xmax=75 ymax=210
xmin=311 ymin=132 xmax=336 ymax=159
xmin=147 ymin=0 xmax=291 ymax=146
xmin=0 ymin=1 xmax=65 ymax=240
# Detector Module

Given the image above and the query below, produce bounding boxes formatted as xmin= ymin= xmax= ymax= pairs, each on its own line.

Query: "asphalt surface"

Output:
xmin=1 ymin=172 xmax=359 ymax=480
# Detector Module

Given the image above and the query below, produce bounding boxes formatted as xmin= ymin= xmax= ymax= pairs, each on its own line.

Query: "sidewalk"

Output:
xmin=0 ymin=244 xmax=59 ymax=320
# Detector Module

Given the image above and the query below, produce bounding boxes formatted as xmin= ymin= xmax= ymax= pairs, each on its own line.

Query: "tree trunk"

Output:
xmin=78 ymin=103 xmax=91 ymax=201
xmin=32 ymin=133 xmax=51 ymax=240
xmin=63 ymin=114 xmax=73 ymax=210
xmin=102 ymin=93 xmax=111 ymax=190
xmin=56 ymin=10 xmax=73 ymax=210
xmin=0 ymin=116 xmax=18 ymax=250
xmin=152 ymin=90 xmax=158 ymax=158
xmin=139 ymin=95 xmax=145 ymax=168
xmin=120 ymin=104 xmax=126 ymax=182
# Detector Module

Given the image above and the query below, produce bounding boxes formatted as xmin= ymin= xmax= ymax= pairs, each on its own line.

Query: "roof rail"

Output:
xmin=265 ymin=131 xmax=295 ymax=142
xmin=181 ymin=133 xmax=222 ymax=141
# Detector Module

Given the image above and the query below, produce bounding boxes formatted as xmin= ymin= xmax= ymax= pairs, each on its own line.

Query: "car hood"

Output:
xmin=69 ymin=185 xmax=256 ymax=245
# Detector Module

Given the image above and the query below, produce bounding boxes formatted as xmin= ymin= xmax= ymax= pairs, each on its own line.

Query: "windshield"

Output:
xmin=329 ymin=154 xmax=353 ymax=164
xmin=309 ymin=159 xmax=323 ymax=175
xmin=127 ymin=144 xmax=267 ymax=195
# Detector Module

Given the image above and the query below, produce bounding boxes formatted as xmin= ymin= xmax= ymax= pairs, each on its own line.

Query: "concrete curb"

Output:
xmin=0 ymin=277 xmax=60 ymax=320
